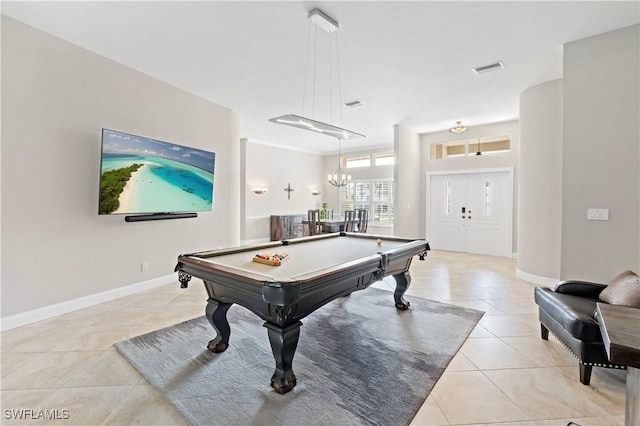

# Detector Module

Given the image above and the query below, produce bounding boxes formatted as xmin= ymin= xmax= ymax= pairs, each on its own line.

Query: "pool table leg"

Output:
xmin=264 ymin=321 xmax=302 ymax=394
xmin=205 ymin=299 xmax=233 ymax=353
xmin=393 ymin=271 xmax=411 ymax=310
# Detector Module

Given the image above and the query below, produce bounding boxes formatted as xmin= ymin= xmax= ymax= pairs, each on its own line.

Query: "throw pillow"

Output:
xmin=599 ymin=270 xmax=640 ymax=308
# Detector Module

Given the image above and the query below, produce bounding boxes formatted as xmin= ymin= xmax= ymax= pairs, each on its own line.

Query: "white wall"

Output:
xmin=518 ymin=79 xmax=563 ymax=282
xmin=394 ymin=125 xmax=422 ymax=238
xmin=242 ymin=141 xmax=324 ymax=242
xmin=1 ymin=17 xmax=241 ymax=320
xmin=561 ymin=24 xmax=640 ymax=281
xmin=242 ymin=143 xmax=397 ymax=241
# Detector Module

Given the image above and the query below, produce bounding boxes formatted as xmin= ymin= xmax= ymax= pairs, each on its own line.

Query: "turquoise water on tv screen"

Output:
xmin=148 ymin=161 xmax=212 ymax=201
xmin=101 ymin=154 xmax=214 ymax=214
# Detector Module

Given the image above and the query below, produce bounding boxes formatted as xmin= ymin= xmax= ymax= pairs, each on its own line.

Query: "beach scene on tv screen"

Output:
xmin=99 ymin=129 xmax=215 ymax=215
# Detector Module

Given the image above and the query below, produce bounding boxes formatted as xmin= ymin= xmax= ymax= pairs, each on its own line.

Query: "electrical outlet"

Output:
xmin=587 ymin=208 xmax=609 ymax=221
xmin=141 ymin=262 xmax=149 ymax=272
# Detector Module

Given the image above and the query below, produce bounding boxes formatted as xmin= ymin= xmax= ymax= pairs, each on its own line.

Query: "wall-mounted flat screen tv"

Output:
xmin=99 ymin=129 xmax=215 ymax=215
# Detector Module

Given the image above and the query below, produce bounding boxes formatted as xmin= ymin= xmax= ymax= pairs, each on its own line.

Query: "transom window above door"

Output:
xmin=430 ymin=135 xmax=510 ymax=159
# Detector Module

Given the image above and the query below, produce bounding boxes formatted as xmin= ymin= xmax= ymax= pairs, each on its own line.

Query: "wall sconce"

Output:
xmin=252 ymin=188 xmax=268 ymax=195
xmin=311 ymin=189 xmax=322 ymax=196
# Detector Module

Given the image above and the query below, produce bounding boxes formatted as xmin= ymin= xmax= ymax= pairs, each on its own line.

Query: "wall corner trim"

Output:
xmin=0 ymin=274 xmax=177 ymax=331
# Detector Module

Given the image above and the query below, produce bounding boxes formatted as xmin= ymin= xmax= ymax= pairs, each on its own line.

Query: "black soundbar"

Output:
xmin=124 ymin=212 xmax=198 ymax=222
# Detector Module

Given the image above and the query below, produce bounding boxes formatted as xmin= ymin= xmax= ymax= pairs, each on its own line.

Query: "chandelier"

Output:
xmin=449 ymin=121 xmax=469 ymax=134
xmin=269 ymin=8 xmax=365 ymax=140
xmin=328 ymin=138 xmax=351 ymax=187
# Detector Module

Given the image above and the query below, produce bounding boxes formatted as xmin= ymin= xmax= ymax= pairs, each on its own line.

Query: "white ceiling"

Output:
xmin=2 ymin=1 xmax=639 ymax=154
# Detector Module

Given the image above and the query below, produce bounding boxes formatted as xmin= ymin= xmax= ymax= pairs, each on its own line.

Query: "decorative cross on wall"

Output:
xmin=283 ymin=183 xmax=294 ymax=200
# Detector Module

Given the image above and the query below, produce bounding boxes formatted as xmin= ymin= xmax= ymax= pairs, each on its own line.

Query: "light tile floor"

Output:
xmin=1 ymin=250 xmax=626 ymax=425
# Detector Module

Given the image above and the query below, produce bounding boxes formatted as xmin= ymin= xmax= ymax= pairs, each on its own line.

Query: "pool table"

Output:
xmin=175 ymin=232 xmax=429 ymax=393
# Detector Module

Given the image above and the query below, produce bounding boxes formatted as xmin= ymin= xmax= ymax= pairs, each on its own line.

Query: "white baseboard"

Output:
xmin=516 ymin=268 xmax=558 ymax=288
xmin=0 ymin=274 xmax=176 ymax=332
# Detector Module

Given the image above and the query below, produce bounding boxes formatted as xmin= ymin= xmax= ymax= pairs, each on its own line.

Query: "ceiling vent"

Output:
xmin=344 ymin=100 xmax=365 ymax=108
xmin=473 ymin=61 xmax=504 ymax=75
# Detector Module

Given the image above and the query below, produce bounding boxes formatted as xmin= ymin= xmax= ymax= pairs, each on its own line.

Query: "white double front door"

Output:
xmin=427 ymin=170 xmax=513 ymax=257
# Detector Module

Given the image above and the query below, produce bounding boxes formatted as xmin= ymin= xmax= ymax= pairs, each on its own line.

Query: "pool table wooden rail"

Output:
xmin=177 ymin=251 xmax=384 ymax=326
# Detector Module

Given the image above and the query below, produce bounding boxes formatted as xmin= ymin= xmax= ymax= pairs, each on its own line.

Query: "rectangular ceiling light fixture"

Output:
xmin=269 ymin=8 xmax=365 ymax=140
xmin=344 ymin=100 xmax=365 ymax=108
xmin=269 ymin=114 xmax=365 ymax=140
xmin=473 ymin=61 xmax=504 ymax=75
xmin=308 ymin=8 xmax=339 ymax=33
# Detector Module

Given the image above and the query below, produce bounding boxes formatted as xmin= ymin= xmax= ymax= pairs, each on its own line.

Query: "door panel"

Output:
xmin=429 ymin=174 xmax=467 ymax=252
xmin=466 ymin=172 xmax=511 ymax=256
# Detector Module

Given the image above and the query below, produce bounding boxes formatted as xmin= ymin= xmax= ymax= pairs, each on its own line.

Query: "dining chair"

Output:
xmin=356 ymin=209 xmax=369 ymax=233
xmin=343 ymin=210 xmax=356 ymax=232
xmin=307 ymin=209 xmax=322 ymax=236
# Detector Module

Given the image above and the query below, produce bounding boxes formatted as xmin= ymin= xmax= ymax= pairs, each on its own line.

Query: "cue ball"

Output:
xmin=376 ymin=239 xmax=382 ymax=245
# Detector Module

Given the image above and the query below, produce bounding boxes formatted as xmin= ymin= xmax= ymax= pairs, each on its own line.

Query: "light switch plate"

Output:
xmin=587 ymin=208 xmax=609 ymax=221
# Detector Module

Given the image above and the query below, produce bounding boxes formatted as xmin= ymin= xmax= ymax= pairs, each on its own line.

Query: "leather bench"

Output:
xmin=534 ymin=271 xmax=640 ymax=384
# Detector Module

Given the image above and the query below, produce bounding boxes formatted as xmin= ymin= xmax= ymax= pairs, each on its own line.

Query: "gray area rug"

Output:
xmin=115 ymin=288 xmax=483 ymax=425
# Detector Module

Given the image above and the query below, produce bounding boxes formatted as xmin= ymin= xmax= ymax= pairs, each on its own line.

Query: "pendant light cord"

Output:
xmin=336 ymin=31 xmax=344 ymax=128
xmin=329 ymin=28 xmax=333 ymax=125
xmin=312 ymin=16 xmax=318 ymax=118
xmin=302 ymin=13 xmax=344 ymax=127
xmin=301 ymin=18 xmax=314 ymax=117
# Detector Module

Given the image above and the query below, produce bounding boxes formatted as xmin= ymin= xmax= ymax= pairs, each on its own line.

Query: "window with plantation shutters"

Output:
xmin=340 ymin=179 xmax=394 ymax=225
xmin=354 ymin=182 xmax=370 ymax=212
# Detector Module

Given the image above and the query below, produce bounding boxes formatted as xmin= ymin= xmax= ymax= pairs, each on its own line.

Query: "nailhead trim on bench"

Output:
xmin=546 ymin=327 xmax=626 ymax=370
